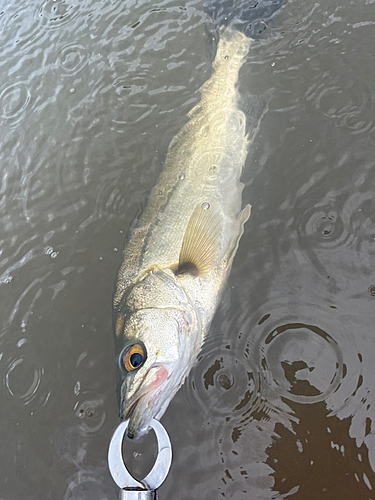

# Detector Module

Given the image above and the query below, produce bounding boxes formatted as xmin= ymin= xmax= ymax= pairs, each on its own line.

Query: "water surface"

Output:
xmin=1 ymin=0 xmax=375 ymax=498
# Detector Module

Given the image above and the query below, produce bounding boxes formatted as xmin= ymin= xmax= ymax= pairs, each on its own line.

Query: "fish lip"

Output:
xmin=121 ymin=366 xmax=169 ymax=439
xmin=123 ymin=391 xmax=158 ymax=439
xmin=121 ymin=396 xmax=139 ymax=423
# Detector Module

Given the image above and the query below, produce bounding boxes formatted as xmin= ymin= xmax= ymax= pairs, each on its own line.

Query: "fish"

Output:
xmin=113 ymin=13 xmax=277 ymax=439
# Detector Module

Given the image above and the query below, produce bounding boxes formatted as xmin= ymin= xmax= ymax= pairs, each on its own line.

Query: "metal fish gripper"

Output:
xmin=108 ymin=419 xmax=172 ymax=500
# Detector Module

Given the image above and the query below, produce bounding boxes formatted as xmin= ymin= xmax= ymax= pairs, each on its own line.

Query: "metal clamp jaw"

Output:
xmin=108 ymin=420 xmax=172 ymax=500
xmin=119 ymin=489 xmax=156 ymax=500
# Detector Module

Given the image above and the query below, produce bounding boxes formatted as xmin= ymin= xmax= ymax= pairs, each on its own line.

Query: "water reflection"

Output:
xmin=63 ymin=467 xmax=116 ymax=500
xmin=259 ymin=321 xmax=343 ymax=404
xmin=266 ymin=400 xmax=375 ymax=498
xmin=1 ymin=0 xmax=375 ymax=498
xmin=189 ymin=333 xmax=260 ymax=425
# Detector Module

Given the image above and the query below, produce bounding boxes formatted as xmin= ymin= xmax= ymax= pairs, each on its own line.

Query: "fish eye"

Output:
xmin=123 ymin=343 xmax=146 ymax=372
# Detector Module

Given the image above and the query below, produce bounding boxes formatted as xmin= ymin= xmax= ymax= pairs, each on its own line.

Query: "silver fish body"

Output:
xmin=113 ymin=28 xmax=253 ymax=439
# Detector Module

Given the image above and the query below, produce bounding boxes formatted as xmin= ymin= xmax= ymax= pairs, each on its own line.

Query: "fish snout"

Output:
xmin=121 ymin=365 xmax=169 ymax=439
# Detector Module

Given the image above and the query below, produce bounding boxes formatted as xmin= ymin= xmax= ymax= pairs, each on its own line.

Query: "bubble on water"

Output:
xmin=217 ymin=373 xmax=234 ymax=390
xmin=74 ymin=393 xmax=106 ymax=435
xmin=44 ymin=246 xmax=59 ymax=258
xmin=179 ymin=173 xmax=185 ymax=180
xmin=209 ymin=165 xmax=218 ymax=175
xmin=368 ymin=286 xmax=375 ymax=297
xmin=316 ymin=215 xmax=336 ymax=238
xmin=201 ymin=202 xmax=210 ymax=210
xmin=298 ymin=209 xmax=345 ymax=248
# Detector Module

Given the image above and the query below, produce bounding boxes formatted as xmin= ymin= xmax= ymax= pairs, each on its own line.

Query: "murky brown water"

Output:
xmin=1 ymin=0 xmax=375 ymax=498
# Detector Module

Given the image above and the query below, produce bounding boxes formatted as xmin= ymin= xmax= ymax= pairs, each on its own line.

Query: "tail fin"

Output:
xmin=204 ymin=0 xmax=286 ymax=39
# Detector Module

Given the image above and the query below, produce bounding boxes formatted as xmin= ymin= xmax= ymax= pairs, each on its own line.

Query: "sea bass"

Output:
xmin=113 ymin=27 xmax=255 ymax=439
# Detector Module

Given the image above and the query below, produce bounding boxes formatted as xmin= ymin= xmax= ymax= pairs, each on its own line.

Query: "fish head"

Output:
xmin=116 ymin=306 xmax=198 ymax=439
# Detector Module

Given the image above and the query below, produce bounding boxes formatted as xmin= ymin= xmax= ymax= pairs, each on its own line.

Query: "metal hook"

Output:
xmin=108 ymin=419 xmax=172 ymax=497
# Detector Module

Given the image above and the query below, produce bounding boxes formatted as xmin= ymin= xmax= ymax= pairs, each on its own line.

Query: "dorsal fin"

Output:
xmin=177 ymin=203 xmax=222 ymax=276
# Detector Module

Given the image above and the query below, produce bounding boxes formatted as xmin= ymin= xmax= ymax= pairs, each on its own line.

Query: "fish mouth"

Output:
xmin=123 ymin=392 xmax=158 ymax=439
xmin=121 ymin=366 xmax=169 ymax=439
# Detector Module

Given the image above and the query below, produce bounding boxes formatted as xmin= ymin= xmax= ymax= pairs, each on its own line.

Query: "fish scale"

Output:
xmin=114 ymin=29 xmax=250 ymax=308
xmin=113 ymin=28 xmax=259 ymax=439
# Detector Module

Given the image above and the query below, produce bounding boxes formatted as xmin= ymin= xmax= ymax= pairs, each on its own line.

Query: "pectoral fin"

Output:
xmin=177 ymin=203 xmax=222 ymax=276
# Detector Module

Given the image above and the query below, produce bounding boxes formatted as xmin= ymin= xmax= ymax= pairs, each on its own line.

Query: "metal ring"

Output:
xmin=108 ymin=419 xmax=172 ymax=491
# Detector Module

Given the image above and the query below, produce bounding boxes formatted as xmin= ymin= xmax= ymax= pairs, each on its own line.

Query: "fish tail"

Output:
xmin=204 ymin=0 xmax=286 ymax=38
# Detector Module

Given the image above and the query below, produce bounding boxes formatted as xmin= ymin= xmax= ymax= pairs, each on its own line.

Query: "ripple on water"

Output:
xmin=249 ymin=307 xmax=363 ymax=418
xmin=0 ymin=82 xmax=31 ymax=123
xmin=297 ymin=205 xmax=348 ymax=250
xmin=2 ymin=338 xmax=53 ymax=411
xmin=74 ymin=391 xmax=106 ymax=435
xmin=5 ymin=357 xmax=42 ymax=402
xmin=63 ymin=469 xmax=115 ymax=500
xmin=292 ymin=158 xmax=375 ymax=293
xmin=57 ymin=43 xmax=87 ymax=77
xmin=0 ymin=3 xmax=41 ymax=51
xmin=188 ymin=334 xmax=261 ymax=426
xmin=259 ymin=322 xmax=343 ymax=405
xmin=35 ymin=0 xmax=85 ymax=31
xmin=314 ymin=80 xmax=375 ymax=135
